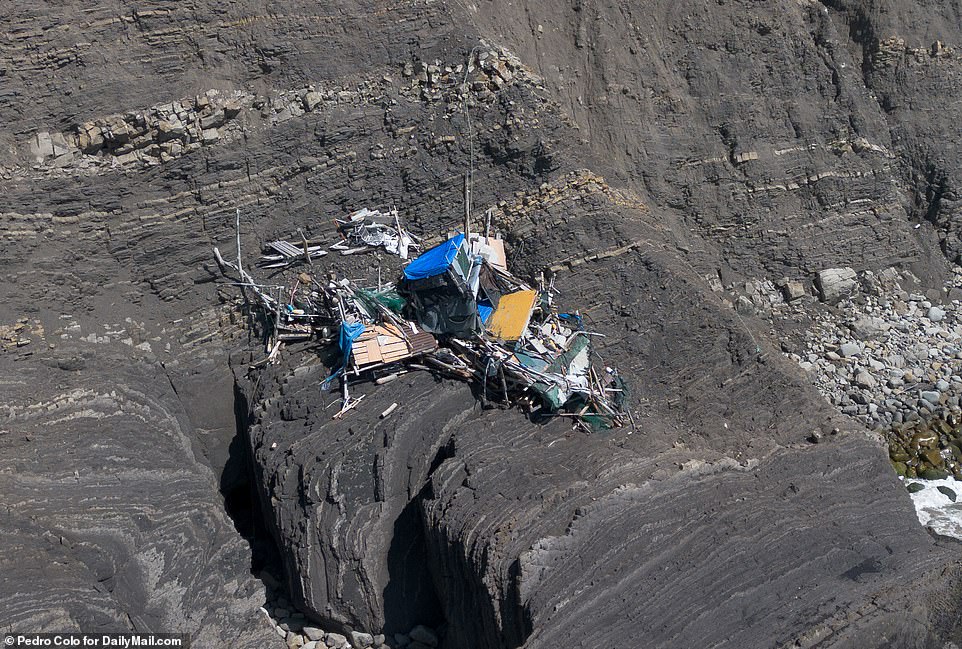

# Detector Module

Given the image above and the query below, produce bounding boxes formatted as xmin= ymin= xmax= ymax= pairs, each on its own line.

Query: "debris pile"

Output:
xmin=331 ymin=207 xmax=419 ymax=259
xmin=400 ymin=46 xmax=527 ymax=104
xmin=790 ymin=266 xmax=962 ymax=430
xmin=215 ymin=210 xmax=631 ymax=431
xmin=260 ymin=237 xmax=328 ymax=269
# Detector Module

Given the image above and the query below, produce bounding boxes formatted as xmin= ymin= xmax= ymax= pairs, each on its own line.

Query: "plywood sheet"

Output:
xmin=486 ymin=289 xmax=537 ymax=342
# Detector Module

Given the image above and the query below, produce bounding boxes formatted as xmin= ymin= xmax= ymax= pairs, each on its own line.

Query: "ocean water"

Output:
xmin=905 ymin=477 xmax=962 ymax=539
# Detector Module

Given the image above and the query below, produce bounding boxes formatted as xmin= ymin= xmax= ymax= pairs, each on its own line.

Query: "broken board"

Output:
xmin=351 ymin=323 xmax=437 ymax=367
xmin=486 ymin=289 xmax=537 ymax=342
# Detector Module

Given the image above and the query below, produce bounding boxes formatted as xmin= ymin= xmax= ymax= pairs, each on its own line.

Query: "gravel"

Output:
xmin=785 ymin=267 xmax=962 ymax=430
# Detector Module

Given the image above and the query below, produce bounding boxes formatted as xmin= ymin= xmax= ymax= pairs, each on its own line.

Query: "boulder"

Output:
xmin=851 ymin=316 xmax=887 ymax=340
xmin=76 ymin=123 xmax=105 ymax=154
xmin=839 ymin=343 xmax=861 ymax=358
xmin=303 ymin=91 xmax=324 ymax=111
xmin=223 ymin=99 xmax=243 ymax=118
xmin=854 ymin=370 xmax=876 ymax=389
xmin=200 ymin=109 xmax=226 ymax=130
xmin=303 ymin=627 xmax=326 ymax=642
xmin=103 ymin=116 xmax=131 ymax=143
xmin=30 ymin=131 xmax=55 ymax=160
xmin=407 ymin=627 xmax=437 ymax=647
xmin=156 ymin=119 xmax=186 ymax=142
xmin=325 ymin=633 xmax=348 ymax=649
xmin=780 ymin=280 xmax=806 ymax=302
xmin=816 ymin=268 xmax=858 ymax=304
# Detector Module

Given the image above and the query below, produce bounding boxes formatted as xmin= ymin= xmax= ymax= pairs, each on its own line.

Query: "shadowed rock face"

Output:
xmin=4 ymin=0 xmax=962 ymax=647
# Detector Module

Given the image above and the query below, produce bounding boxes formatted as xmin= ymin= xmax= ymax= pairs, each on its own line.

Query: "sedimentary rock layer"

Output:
xmin=3 ymin=0 xmax=962 ymax=647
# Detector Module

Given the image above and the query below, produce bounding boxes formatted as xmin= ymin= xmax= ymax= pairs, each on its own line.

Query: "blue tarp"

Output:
xmin=559 ymin=312 xmax=584 ymax=330
xmin=339 ymin=320 xmax=366 ymax=361
xmin=322 ymin=320 xmax=366 ymax=388
xmin=477 ymin=301 xmax=494 ymax=324
xmin=403 ymin=234 xmax=465 ymax=281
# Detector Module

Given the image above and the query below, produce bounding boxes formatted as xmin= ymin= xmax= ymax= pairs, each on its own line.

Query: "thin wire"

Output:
xmin=462 ymin=45 xmax=481 ymax=221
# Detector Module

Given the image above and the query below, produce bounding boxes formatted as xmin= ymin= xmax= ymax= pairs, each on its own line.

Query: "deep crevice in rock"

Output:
xmin=222 ymin=380 xmax=285 ymax=584
xmin=383 ymin=494 xmax=445 ymax=636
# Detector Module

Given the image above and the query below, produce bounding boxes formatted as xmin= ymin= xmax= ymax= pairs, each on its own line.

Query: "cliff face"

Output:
xmin=470 ymin=0 xmax=961 ymax=282
xmin=3 ymin=0 xmax=962 ymax=647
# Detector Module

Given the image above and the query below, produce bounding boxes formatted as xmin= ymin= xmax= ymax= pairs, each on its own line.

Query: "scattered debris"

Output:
xmin=260 ymin=235 xmax=328 ymax=269
xmin=215 ymin=208 xmax=631 ymax=431
xmin=332 ymin=207 xmax=418 ymax=259
xmin=381 ymin=402 xmax=399 ymax=419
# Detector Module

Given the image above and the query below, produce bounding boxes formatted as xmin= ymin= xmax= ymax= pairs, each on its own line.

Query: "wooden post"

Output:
xmin=299 ymin=228 xmax=312 ymax=266
xmin=235 ymin=208 xmax=243 ymax=275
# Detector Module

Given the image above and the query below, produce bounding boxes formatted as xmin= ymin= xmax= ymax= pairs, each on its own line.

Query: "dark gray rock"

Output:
xmin=4 ymin=0 xmax=962 ymax=647
xmin=407 ymin=627 xmax=437 ymax=647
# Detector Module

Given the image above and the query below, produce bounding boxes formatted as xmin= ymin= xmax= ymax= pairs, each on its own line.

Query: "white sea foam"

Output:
xmin=906 ymin=477 xmax=962 ymax=540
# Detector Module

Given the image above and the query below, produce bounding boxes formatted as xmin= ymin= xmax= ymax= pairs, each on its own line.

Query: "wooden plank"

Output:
xmin=381 ymin=323 xmax=405 ymax=338
xmin=280 ymin=240 xmax=302 ymax=255
xmin=365 ymin=339 xmax=383 ymax=363
xmin=274 ymin=241 xmax=302 ymax=257
xmin=352 ymin=344 xmax=371 ymax=364
xmin=268 ymin=241 xmax=298 ymax=257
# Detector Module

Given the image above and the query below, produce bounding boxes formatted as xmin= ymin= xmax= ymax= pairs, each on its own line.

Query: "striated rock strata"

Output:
xmin=3 ymin=0 xmax=962 ymax=647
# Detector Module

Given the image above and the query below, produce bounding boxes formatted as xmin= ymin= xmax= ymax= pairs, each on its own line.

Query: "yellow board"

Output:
xmin=486 ymin=289 xmax=537 ymax=342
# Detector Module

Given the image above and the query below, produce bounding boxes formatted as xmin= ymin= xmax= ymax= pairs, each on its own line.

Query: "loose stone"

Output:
xmin=938 ymin=485 xmax=958 ymax=501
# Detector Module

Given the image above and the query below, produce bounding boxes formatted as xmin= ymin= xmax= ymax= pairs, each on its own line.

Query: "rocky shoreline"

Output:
xmin=787 ymin=266 xmax=962 ymax=433
xmin=258 ymin=571 xmax=439 ymax=649
xmin=784 ymin=265 xmax=962 ymax=513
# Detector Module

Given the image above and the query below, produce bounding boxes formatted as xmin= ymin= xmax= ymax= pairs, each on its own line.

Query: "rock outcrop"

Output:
xmin=4 ymin=0 xmax=962 ymax=647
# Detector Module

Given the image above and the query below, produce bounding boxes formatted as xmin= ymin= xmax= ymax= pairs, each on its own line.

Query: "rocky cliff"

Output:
xmin=3 ymin=0 xmax=962 ymax=647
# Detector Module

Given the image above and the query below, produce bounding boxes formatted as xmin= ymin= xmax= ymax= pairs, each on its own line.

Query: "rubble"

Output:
xmin=399 ymin=46 xmax=528 ymax=105
xmin=215 ymin=207 xmax=631 ymax=431
xmin=21 ymin=43 xmax=534 ymax=175
xmin=259 ymin=568 xmax=430 ymax=648
xmin=331 ymin=208 xmax=418 ymax=259
xmin=261 ymin=238 xmax=329 ymax=269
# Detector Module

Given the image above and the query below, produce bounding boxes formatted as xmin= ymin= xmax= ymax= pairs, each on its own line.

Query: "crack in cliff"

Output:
xmin=224 ymin=369 xmax=286 ymax=590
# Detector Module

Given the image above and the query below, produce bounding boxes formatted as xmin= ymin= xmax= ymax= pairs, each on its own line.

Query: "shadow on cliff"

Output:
xmin=382 ymin=438 xmax=533 ymax=648
xmin=382 ymin=495 xmax=445 ymax=636
xmin=221 ymin=381 xmax=284 ymax=580
xmin=381 ymin=441 xmax=453 ymax=636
